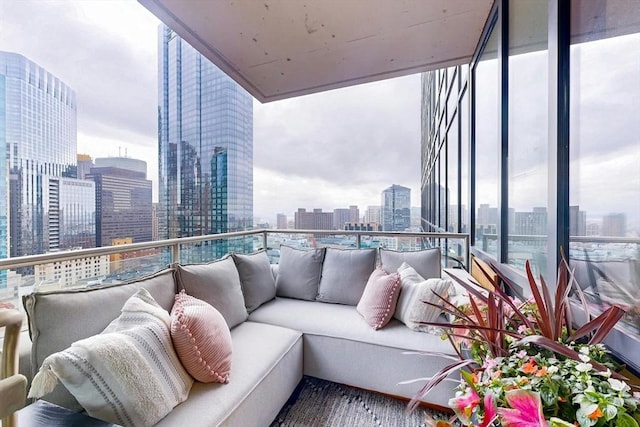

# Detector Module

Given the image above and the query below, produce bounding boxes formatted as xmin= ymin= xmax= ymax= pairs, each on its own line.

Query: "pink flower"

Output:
xmin=449 ymin=388 xmax=481 ymax=425
xmin=483 ymin=357 xmax=499 ymax=370
xmin=479 ymin=393 xmax=498 ymax=427
xmin=498 ymin=389 xmax=548 ymax=427
xmin=517 ymin=350 xmax=527 ymax=358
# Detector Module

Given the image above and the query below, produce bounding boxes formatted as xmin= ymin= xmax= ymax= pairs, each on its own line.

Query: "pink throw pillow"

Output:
xmin=170 ymin=290 xmax=232 ymax=383
xmin=357 ymin=268 xmax=401 ymax=330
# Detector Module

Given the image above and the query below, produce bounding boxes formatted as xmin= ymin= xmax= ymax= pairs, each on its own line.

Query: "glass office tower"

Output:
xmin=158 ymin=26 xmax=253 ymax=259
xmin=381 ymin=185 xmax=411 ymax=232
xmin=421 ymin=0 xmax=640 ymax=371
xmin=0 ymin=52 xmax=77 ymax=259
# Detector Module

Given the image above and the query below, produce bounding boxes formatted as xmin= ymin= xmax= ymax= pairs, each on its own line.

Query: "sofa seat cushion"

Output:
xmin=157 ymin=321 xmax=303 ymax=426
xmin=249 ymin=298 xmax=455 ymax=354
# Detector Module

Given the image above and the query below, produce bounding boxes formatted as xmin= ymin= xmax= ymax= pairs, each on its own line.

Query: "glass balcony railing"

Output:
xmin=0 ymin=229 xmax=470 ymax=319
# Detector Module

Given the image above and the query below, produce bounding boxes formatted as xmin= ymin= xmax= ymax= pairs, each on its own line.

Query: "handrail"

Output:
xmin=0 ymin=229 xmax=470 ymax=272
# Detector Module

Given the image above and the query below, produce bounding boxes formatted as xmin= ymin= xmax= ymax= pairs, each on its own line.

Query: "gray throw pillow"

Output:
xmin=175 ymin=256 xmax=249 ymax=329
xmin=317 ymin=248 xmax=377 ymax=305
xmin=232 ymin=250 xmax=276 ymax=312
xmin=379 ymin=248 xmax=441 ymax=279
xmin=275 ymin=246 xmax=325 ymax=301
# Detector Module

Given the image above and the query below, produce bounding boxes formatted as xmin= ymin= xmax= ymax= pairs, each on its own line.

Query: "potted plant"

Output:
xmin=407 ymin=254 xmax=640 ymax=427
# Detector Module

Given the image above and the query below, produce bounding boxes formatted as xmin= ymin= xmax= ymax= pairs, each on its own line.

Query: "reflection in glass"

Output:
xmin=569 ymin=1 xmax=640 ymax=333
xmin=474 ymin=25 xmax=499 ymax=256
xmin=507 ymin=0 xmax=548 ymax=276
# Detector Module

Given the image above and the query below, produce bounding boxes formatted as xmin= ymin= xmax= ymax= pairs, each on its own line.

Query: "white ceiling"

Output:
xmin=139 ymin=0 xmax=494 ymax=103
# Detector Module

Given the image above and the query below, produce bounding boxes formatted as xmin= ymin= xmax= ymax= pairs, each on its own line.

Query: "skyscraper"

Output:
xmin=0 ymin=52 xmax=77 ymax=258
xmin=381 ymin=185 xmax=411 ymax=232
xmin=88 ymin=157 xmax=153 ymax=247
xmin=158 ymin=26 xmax=253 ymax=254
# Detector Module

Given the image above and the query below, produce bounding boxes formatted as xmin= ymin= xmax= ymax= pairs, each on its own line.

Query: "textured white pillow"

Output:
xmin=394 ymin=262 xmax=452 ymax=331
xmin=29 ymin=288 xmax=193 ymax=427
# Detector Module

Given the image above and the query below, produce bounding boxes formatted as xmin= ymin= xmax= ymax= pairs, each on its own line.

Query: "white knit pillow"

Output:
xmin=29 ymin=288 xmax=193 ymax=427
xmin=394 ymin=262 xmax=452 ymax=332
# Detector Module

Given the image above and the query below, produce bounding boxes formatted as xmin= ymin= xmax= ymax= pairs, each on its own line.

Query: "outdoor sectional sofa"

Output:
xmin=19 ymin=246 xmax=467 ymax=426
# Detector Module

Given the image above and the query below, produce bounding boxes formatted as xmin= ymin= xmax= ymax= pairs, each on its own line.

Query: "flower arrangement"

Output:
xmin=410 ymin=254 xmax=640 ymax=427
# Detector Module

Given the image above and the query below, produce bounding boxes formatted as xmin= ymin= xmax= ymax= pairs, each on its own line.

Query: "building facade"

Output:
xmin=276 ymin=213 xmax=288 ymax=230
xmin=294 ymin=208 xmax=333 ymax=230
xmin=158 ymin=25 xmax=253 ymax=257
xmin=381 ymin=185 xmax=411 ymax=231
xmin=421 ymin=0 xmax=640 ymax=370
xmin=88 ymin=157 xmax=153 ymax=247
xmin=44 ymin=177 xmax=96 ymax=251
xmin=0 ymin=52 xmax=77 ymax=258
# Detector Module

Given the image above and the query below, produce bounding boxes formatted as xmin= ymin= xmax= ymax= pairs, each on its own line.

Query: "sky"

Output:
xmin=0 ymin=0 xmax=422 ymax=224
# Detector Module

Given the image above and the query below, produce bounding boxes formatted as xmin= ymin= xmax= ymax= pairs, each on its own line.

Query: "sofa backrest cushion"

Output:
xmin=175 ymin=256 xmax=249 ymax=329
xmin=275 ymin=246 xmax=325 ymax=301
xmin=317 ymin=248 xmax=377 ymax=305
xmin=379 ymin=248 xmax=441 ymax=279
xmin=23 ymin=267 xmax=177 ymax=410
xmin=232 ymin=250 xmax=277 ymax=312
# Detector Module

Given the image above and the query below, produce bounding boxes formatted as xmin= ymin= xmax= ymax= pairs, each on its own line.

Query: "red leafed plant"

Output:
xmin=405 ymin=252 xmax=635 ymax=427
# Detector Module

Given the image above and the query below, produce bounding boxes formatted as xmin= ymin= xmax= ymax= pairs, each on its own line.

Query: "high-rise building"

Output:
xmin=1 ymin=52 xmax=77 ymax=258
xmin=349 ymin=205 xmax=360 ymax=223
xmin=158 ymin=25 xmax=253 ymax=256
xmin=88 ymin=157 xmax=153 ymax=247
xmin=277 ymin=213 xmax=288 ymax=230
xmin=365 ymin=206 xmax=381 ymax=224
xmin=381 ymin=185 xmax=411 ymax=231
xmin=44 ymin=177 xmax=96 ymax=251
xmin=514 ymin=207 xmax=547 ymax=236
xmin=295 ymin=208 xmax=333 ymax=230
xmin=333 ymin=208 xmax=351 ymax=230
xmin=602 ymin=213 xmax=627 ymax=237
xmin=569 ymin=206 xmax=587 ymax=237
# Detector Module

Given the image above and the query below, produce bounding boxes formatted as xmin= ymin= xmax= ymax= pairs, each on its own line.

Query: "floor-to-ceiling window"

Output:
xmin=474 ymin=24 xmax=499 ymax=257
xmin=421 ymin=0 xmax=640 ymax=372
xmin=507 ymin=0 xmax=549 ymax=276
xmin=569 ymin=0 xmax=640 ymax=338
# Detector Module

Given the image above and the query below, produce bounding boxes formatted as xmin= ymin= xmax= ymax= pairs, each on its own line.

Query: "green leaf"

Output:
xmin=616 ymin=412 xmax=639 ymax=427
xmin=603 ymin=404 xmax=617 ymax=421
xmin=549 ymin=418 xmax=576 ymax=427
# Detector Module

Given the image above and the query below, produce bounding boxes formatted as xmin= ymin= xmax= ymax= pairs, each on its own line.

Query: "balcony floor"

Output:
xmin=271 ymin=376 xmax=454 ymax=426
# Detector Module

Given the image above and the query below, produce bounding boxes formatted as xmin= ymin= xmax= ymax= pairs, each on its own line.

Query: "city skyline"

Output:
xmin=0 ymin=0 xmax=422 ymax=224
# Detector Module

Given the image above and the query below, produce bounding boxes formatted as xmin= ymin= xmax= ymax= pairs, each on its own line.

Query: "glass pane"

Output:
xmin=507 ymin=0 xmax=549 ymax=276
xmin=569 ymin=1 xmax=640 ymax=334
xmin=447 ymin=117 xmax=459 ymax=232
xmin=474 ymin=24 xmax=499 ymax=256
xmin=461 ymin=89 xmax=470 ymax=234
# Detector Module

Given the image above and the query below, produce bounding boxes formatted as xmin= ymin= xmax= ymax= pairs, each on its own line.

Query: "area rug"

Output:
xmin=270 ymin=376 xmax=455 ymax=427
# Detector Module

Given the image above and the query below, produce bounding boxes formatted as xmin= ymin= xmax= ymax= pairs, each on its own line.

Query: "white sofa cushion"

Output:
xmin=29 ymin=289 xmax=193 ymax=426
xmin=394 ymin=262 xmax=452 ymax=331
xmin=23 ymin=268 xmax=177 ymax=410
xmin=157 ymin=321 xmax=303 ymax=426
xmin=249 ymin=297 xmax=454 ymax=354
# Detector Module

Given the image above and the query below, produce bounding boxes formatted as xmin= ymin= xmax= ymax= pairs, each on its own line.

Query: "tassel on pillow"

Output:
xmin=28 ymin=360 xmax=59 ymax=398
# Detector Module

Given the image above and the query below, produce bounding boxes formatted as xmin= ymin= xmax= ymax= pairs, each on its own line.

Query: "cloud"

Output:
xmin=0 ymin=0 xmax=159 ymax=142
xmin=254 ymin=75 xmax=421 ymax=187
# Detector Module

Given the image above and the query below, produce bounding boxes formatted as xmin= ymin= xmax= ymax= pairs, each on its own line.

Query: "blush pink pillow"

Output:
xmin=170 ymin=290 xmax=232 ymax=383
xmin=356 ymin=268 xmax=401 ymax=330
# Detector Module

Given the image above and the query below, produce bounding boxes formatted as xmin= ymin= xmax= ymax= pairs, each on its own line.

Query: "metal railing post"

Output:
xmin=171 ymin=243 xmax=180 ymax=265
xmin=356 ymin=233 xmax=361 ymax=249
xmin=262 ymin=230 xmax=268 ymax=251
